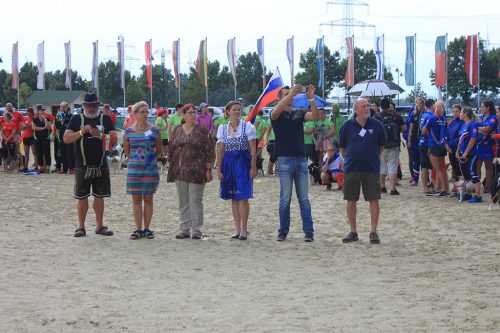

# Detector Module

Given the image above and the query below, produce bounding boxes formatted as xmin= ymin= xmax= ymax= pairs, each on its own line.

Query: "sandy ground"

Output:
xmin=1 ymin=149 xmax=499 ymax=332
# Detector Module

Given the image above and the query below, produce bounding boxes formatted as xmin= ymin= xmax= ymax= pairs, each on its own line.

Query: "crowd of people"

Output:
xmin=1 ymin=88 xmax=499 ymax=244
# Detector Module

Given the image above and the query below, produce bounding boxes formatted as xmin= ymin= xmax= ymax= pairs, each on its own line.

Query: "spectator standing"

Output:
xmin=32 ymin=105 xmax=52 ymax=173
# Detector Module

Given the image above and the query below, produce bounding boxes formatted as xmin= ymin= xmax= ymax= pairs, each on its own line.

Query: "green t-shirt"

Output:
xmin=168 ymin=114 xmax=183 ymax=132
xmin=303 ymin=121 xmax=316 ymax=145
xmin=254 ymin=115 xmax=263 ymax=137
xmin=265 ymin=119 xmax=275 ymax=141
xmin=330 ymin=113 xmax=346 ymax=140
xmin=214 ymin=117 xmax=229 ymax=126
xmin=155 ymin=117 xmax=168 ymax=139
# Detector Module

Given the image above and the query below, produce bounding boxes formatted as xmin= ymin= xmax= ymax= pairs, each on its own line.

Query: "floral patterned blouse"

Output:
xmin=167 ymin=124 xmax=214 ymax=184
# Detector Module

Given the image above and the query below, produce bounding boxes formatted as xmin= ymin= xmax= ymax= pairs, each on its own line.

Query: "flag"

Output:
xmin=405 ymin=35 xmax=415 ymax=86
xmin=375 ymin=35 xmax=384 ymax=80
xmin=345 ymin=36 xmax=354 ymax=87
xmin=245 ymin=68 xmax=284 ymax=122
xmin=315 ymin=37 xmax=324 ymax=89
xmin=172 ymin=39 xmax=180 ymax=89
xmin=465 ymin=34 xmax=478 ymax=86
xmin=37 ymin=42 xmax=45 ymax=90
xmin=64 ymin=41 xmax=72 ymax=90
xmin=91 ymin=41 xmax=98 ymax=89
xmin=435 ymin=35 xmax=447 ymax=87
xmin=227 ymin=38 xmax=237 ymax=86
xmin=196 ymin=39 xmax=207 ymax=87
xmin=117 ymin=38 xmax=125 ymax=89
xmin=286 ymin=37 xmax=294 ymax=85
xmin=145 ymin=40 xmax=152 ymax=89
xmin=11 ymin=42 xmax=19 ymax=90
xmin=257 ymin=37 xmax=264 ymax=69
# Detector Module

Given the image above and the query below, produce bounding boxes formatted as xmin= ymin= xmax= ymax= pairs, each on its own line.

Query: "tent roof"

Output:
xmin=26 ymin=90 xmax=87 ymax=105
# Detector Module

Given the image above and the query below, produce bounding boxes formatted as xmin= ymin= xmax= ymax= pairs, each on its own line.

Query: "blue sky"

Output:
xmin=2 ymin=0 xmax=499 ymax=100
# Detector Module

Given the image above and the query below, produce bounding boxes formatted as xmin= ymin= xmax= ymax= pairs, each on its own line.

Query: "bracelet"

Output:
xmin=79 ymin=129 xmax=84 ymax=137
xmin=308 ymin=98 xmax=315 ymax=102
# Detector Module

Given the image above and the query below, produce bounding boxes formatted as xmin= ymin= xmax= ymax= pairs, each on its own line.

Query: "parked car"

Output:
xmin=209 ymin=106 xmax=224 ymax=119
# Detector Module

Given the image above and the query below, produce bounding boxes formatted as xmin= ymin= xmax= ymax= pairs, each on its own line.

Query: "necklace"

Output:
xmin=136 ymin=123 xmax=148 ymax=132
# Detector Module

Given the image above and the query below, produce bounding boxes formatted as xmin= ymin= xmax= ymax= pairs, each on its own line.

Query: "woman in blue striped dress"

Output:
xmin=123 ymin=101 xmax=162 ymax=240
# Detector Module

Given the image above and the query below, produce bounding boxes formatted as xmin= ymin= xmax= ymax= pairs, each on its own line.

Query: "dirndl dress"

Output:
xmin=220 ymin=123 xmax=253 ymax=200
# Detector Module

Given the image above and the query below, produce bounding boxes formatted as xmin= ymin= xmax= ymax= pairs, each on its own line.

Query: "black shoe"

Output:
xmin=304 ymin=234 xmax=314 ymax=242
xmin=342 ymin=231 xmax=359 ymax=243
xmin=369 ymin=232 xmax=380 ymax=244
xmin=390 ymin=189 xmax=400 ymax=195
xmin=381 ymin=187 xmax=387 ymax=193
xmin=276 ymin=234 xmax=287 ymax=242
xmin=438 ymin=191 xmax=450 ymax=197
xmin=239 ymin=232 xmax=248 ymax=240
xmin=425 ymin=190 xmax=440 ymax=196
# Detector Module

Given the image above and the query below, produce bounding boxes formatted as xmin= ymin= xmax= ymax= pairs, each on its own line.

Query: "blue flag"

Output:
xmin=316 ymin=37 xmax=324 ymax=89
xmin=405 ymin=36 xmax=415 ymax=86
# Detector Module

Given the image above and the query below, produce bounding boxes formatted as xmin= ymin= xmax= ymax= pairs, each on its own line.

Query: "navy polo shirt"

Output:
xmin=339 ymin=117 xmax=386 ymax=173
xmin=271 ymin=108 xmax=308 ymax=157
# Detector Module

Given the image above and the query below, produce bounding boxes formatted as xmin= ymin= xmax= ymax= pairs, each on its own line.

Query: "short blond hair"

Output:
xmin=132 ymin=101 xmax=149 ymax=114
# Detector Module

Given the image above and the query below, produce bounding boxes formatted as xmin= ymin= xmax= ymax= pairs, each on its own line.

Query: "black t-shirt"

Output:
xmin=33 ymin=117 xmax=50 ymax=140
xmin=271 ymin=109 xmax=307 ymax=158
xmin=67 ymin=113 xmax=115 ymax=167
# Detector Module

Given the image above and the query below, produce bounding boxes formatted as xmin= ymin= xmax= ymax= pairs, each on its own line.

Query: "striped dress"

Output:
xmin=124 ymin=126 xmax=160 ymax=195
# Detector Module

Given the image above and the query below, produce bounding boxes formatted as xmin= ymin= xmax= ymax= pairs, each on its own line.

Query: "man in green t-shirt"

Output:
xmin=167 ymin=103 xmax=184 ymax=140
xmin=155 ymin=109 xmax=169 ymax=156
xmin=330 ymin=104 xmax=346 ymax=142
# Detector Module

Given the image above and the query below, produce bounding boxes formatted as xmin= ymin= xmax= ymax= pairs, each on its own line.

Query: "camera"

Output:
xmin=89 ymin=121 xmax=97 ymax=129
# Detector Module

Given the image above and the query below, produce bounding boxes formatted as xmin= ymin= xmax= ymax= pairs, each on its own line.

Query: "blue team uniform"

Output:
xmin=476 ymin=114 xmax=498 ymax=160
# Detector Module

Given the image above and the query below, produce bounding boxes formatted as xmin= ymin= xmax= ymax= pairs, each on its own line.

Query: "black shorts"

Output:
xmin=266 ymin=140 xmax=276 ymax=163
xmin=23 ymin=137 xmax=35 ymax=146
xmin=419 ymin=146 xmax=433 ymax=170
xmin=343 ymin=172 xmax=381 ymax=201
xmin=430 ymin=144 xmax=447 ymax=158
xmin=74 ymin=167 xmax=111 ymax=199
xmin=162 ymin=139 xmax=169 ymax=146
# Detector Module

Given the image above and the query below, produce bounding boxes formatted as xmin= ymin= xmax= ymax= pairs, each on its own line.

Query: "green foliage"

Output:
xmin=19 ymin=83 xmax=32 ymax=108
xmin=406 ymin=82 xmax=428 ymax=103
xmin=235 ymin=52 xmax=265 ymax=103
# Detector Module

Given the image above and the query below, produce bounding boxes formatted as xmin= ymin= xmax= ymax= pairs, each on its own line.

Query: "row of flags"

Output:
xmin=9 ymin=34 xmax=485 ymax=97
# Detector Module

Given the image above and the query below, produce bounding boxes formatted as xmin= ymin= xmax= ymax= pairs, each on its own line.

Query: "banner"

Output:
xmin=172 ymin=39 xmax=180 ymax=88
xmin=227 ymin=38 xmax=237 ymax=86
xmin=245 ymin=68 xmax=284 ymax=122
xmin=91 ymin=41 xmax=98 ymax=89
xmin=405 ymin=35 xmax=415 ymax=86
xmin=435 ymin=35 xmax=447 ymax=87
xmin=11 ymin=42 xmax=19 ymax=90
xmin=345 ymin=36 xmax=354 ymax=87
xmin=37 ymin=42 xmax=45 ymax=90
xmin=257 ymin=37 xmax=264 ymax=69
xmin=465 ymin=34 xmax=478 ymax=86
xmin=196 ymin=39 xmax=207 ymax=87
xmin=145 ymin=40 xmax=152 ymax=89
xmin=64 ymin=41 xmax=72 ymax=90
xmin=315 ymin=37 xmax=324 ymax=89
xmin=117 ymin=38 xmax=125 ymax=89
xmin=375 ymin=35 xmax=384 ymax=80
xmin=286 ymin=37 xmax=294 ymax=86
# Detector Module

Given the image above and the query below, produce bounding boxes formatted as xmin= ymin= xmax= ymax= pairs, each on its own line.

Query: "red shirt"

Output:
xmin=12 ymin=111 xmax=24 ymax=131
xmin=1 ymin=122 xmax=17 ymax=143
xmin=22 ymin=116 xmax=34 ymax=138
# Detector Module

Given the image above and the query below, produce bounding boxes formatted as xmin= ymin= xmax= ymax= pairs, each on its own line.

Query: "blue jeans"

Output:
xmin=277 ymin=156 xmax=314 ymax=237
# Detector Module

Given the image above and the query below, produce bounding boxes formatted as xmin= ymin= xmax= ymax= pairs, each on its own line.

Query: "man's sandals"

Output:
xmin=74 ymin=226 xmax=113 ymax=237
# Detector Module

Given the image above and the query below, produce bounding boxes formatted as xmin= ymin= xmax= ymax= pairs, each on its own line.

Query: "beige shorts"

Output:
xmin=380 ymin=147 xmax=399 ymax=175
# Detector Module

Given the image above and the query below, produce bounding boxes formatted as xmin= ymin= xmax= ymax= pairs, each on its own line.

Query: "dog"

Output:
xmin=157 ymin=156 xmax=168 ymax=174
xmin=256 ymin=156 xmax=264 ymax=176
xmin=489 ymin=161 xmax=500 ymax=210
xmin=107 ymin=144 xmax=123 ymax=174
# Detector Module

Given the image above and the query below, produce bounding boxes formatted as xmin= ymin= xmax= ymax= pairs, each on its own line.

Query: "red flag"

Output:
xmin=145 ymin=40 xmax=152 ymax=89
xmin=435 ymin=36 xmax=447 ymax=87
xmin=345 ymin=37 xmax=354 ymax=87
xmin=465 ymin=35 xmax=478 ymax=86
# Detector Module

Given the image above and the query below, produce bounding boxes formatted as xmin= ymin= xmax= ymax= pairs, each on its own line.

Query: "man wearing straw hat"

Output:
xmin=64 ymin=93 xmax=117 ymax=237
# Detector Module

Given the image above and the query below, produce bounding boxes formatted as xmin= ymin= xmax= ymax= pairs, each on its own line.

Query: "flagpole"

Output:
xmin=321 ymin=35 xmax=325 ymax=99
xmin=16 ymin=41 xmax=20 ymax=107
xmin=477 ymin=32 xmax=481 ymax=110
xmin=150 ymin=39 xmax=153 ymax=109
xmin=414 ymin=33 xmax=417 ymax=87
xmin=96 ymin=40 xmax=99 ymax=98
xmin=205 ymin=38 xmax=208 ymax=103
xmin=178 ymin=39 xmax=181 ymax=103
xmin=291 ymin=36 xmax=294 ymax=86
xmin=382 ymin=34 xmax=385 ymax=80
xmin=262 ymin=36 xmax=265 ymax=91
xmin=445 ymin=33 xmax=448 ymax=105
xmin=233 ymin=37 xmax=237 ymax=101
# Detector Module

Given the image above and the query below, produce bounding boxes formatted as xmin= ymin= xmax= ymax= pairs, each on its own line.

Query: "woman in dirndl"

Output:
xmin=217 ymin=100 xmax=256 ymax=240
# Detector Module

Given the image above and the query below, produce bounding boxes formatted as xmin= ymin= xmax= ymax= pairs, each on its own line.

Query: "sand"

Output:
xmin=1 ymin=151 xmax=499 ymax=332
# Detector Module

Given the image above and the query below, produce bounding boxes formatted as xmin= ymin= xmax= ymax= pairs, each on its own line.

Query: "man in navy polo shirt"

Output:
xmin=339 ymin=98 xmax=386 ymax=244
xmin=271 ymin=84 xmax=319 ymax=242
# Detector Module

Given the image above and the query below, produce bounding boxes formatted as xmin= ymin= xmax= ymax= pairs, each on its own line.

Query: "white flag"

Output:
xmin=64 ymin=41 xmax=72 ymax=90
xmin=286 ymin=37 xmax=294 ymax=86
xmin=11 ymin=42 xmax=19 ymax=90
xmin=375 ymin=35 xmax=384 ymax=80
xmin=227 ymin=38 xmax=237 ymax=86
xmin=37 ymin=42 xmax=45 ymax=90
xmin=92 ymin=41 xmax=99 ymax=89
xmin=117 ymin=38 xmax=125 ymax=89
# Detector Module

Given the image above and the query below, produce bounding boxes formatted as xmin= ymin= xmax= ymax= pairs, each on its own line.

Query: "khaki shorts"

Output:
xmin=343 ymin=172 xmax=381 ymax=201
xmin=380 ymin=147 xmax=400 ymax=174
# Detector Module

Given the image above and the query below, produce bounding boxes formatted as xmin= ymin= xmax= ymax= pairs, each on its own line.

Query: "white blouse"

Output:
xmin=216 ymin=121 xmax=257 ymax=144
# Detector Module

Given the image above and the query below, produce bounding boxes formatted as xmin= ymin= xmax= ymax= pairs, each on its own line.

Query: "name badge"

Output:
xmin=359 ymin=128 xmax=366 ymax=137
xmin=144 ymin=130 xmax=153 ymax=137
xmin=96 ymin=125 xmax=104 ymax=131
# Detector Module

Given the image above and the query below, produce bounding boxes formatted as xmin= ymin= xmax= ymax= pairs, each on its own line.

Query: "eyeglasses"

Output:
xmin=135 ymin=110 xmax=148 ymax=114
xmin=327 ymin=149 xmax=335 ymax=151
xmin=185 ymin=110 xmax=197 ymax=115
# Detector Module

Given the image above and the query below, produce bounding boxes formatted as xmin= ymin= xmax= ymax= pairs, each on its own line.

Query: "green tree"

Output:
xmin=339 ymin=48 xmax=393 ymax=88
xmin=125 ymin=77 xmax=146 ymax=105
xmin=0 ymin=70 xmax=17 ymax=106
xmin=235 ymin=52 xmax=265 ymax=103
xmin=19 ymin=62 xmax=38 ymax=90
xmin=19 ymin=83 xmax=32 ymax=108
xmin=138 ymin=64 xmax=174 ymax=106
xmin=183 ymin=60 xmax=232 ymax=106
xmin=97 ymin=60 xmax=132 ymax=107
xmin=406 ymin=82 xmax=428 ymax=103
xmin=295 ymin=46 xmax=343 ymax=96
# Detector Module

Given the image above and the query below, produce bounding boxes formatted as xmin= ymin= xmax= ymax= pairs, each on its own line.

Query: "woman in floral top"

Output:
xmin=167 ymin=104 xmax=215 ymax=239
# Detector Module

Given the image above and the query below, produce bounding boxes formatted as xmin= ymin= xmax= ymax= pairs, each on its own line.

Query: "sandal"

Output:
xmin=74 ymin=228 xmax=86 ymax=237
xmin=130 ymin=229 xmax=143 ymax=240
xmin=95 ymin=226 xmax=114 ymax=236
xmin=143 ymin=229 xmax=154 ymax=239
xmin=231 ymin=234 xmax=240 ymax=239
xmin=175 ymin=232 xmax=190 ymax=239
xmin=191 ymin=232 xmax=204 ymax=240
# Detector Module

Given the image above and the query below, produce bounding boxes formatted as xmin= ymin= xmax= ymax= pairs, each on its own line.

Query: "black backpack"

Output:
xmin=375 ymin=112 xmax=400 ymax=149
